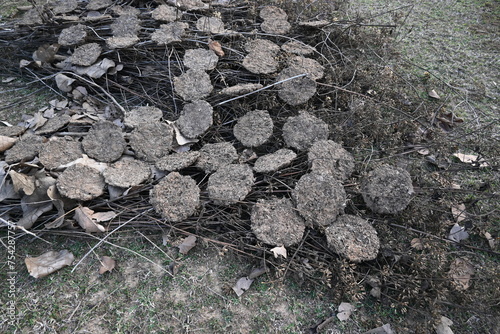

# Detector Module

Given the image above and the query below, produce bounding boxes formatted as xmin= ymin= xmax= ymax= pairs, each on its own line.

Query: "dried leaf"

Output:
xmin=0 ymin=136 xmax=17 ymax=152
xmin=91 ymin=211 xmax=116 ymax=222
xmin=178 ymin=235 xmax=197 ymax=255
xmin=428 ymin=89 xmax=441 ymax=99
xmin=448 ymin=223 xmax=469 ymax=243
xmin=451 ymin=204 xmax=467 ymax=223
xmin=448 ymin=258 xmax=474 ymax=291
xmin=17 ymin=172 xmax=56 ymax=229
xmin=232 ymin=276 xmax=254 ymax=297
xmin=0 ymin=180 xmax=19 ymax=202
xmin=248 ymin=266 xmax=269 ymax=279
xmin=25 ymin=250 xmax=74 ymax=278
xmin=55 ymin=73 xmax=76 ymax=92
xmin=453 ymin=153 xmax=488 ymax=167
xmin=410 ymin=238 xmax=424 ymax=250
xmin=32 ymin=44 xmax=60 ymax=63
xmin=337 ymin=302 xmax=355 ymax=321
xmin=484 ymin=232 xmax=496 ymax=249
xmin=74 ymin=206 xmax=106 ymax=233
xmin=167 ymin=120 xmax=198 ymax=146
xmin=45 ymin=185 xmax=66 ymax=229
xmin=25 ymin=112 xmax=47 ymax=130
xmin=435 ymin=316 xmax=454 ymax=334
xmin=99 ymin=256 xmax=116 ymax=274
xmin=208 ymin=39 xmax=224 ymax=57
xmin=364 ymin=323 xmax=394 ymax=334
xmin=270 ymin=245 xmax=287 ymax=258
xmin=9 ymin=170 xmax=36 ymax=195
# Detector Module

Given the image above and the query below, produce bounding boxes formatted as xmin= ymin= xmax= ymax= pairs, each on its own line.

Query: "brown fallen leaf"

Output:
xmin=270 ymin=245 xmax=287 ymax=258
xmin=0 ymin=135 xmax=17 ymax=152
xmin=448 ymin=258 xmax=474 ymax=291
xmin=178 ymin=235 xmax=197 ymax=255
xmin=74 ymin=206 xmax=106 ymax=233
xmin=208 ymin=39 xmax=224 ymax=57
xmin=428 ymin=89 xmax=441 ymax=99
xmin=99 ymin=256 xmax=116 ymax=274
xmin=25 ymin=250 xmax=74 ymax=278
xmin=410 ymin=238 xmax=424 ymax=250
xmin=451 ymin=204 xmax=467 ymax=223
xmin=232 ymin=276 xmax=253 ymax=297
xmin=484 ymin=232 xmax=497 ymax=249
xmin=435 ymin=316 xmax=454 ymax=334
xmin=337 ymin=302 xmax=355 ymax=321
xmin=452 ymin=153 xmax=488 ymax=167
xmin=364 ymin=323 xmax=394 ymax=334
xmin=45 ymin=185 xmax=66 ymax=229
xmin=9 ymin=170 xmax=36 ymax=196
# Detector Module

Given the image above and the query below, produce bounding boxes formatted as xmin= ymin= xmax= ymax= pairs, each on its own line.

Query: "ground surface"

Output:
xmin=1 ymin=1 xmax=499 ymax=333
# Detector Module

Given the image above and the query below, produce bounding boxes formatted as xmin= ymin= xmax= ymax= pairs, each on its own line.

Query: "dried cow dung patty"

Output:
xmin=292 ymin=172 xmax=346 ymax=226
xmin=124 ymin=106 xmax=163 ymax=128
xmin=57 ymin=164 xmax=105 ymax=201
xmin=253 ymin=149 xmax=297 ymax=173
xmin=151 ymin=22 xmax=188 ymax=45
xmin=71 ymin=43 xmax=102 ymax=66
xmin=4 ymin=134 xmax=44 ymax=164
xmin=183 ymin=48 xmax=218 ymax=71
xmin=251 ymin=197 xmax=305 ymax=247
xmin=103 ymin=158 xmax=151 ymax=188
xmin=174 ymin=69 xmax=213 ymax=101
xmin=151 ymin=4 xmax=182 ymax=22
xmin=82 ymin=121 xmax=126 ymax=163
xmin=325 ymin=215 xmax=380 ymax=262
xmin=176 ymin=100 xmax=213 ymax=138
xmin=129 ymin=123 xmax=174 ymax=162
xmin=282 ymin=111 xmax=328 ymax=150
xmin=195 ymin=142 xmax=237 ymax=173
xmin=207 ymin=164 xmax=254 ymax=205
xmin=58 ymin=24 xmax=87 ymax=46
xmin=195 ymin=16 xmax=225 ymax=34
xmin=156 ymin=151 xmax=200 ymax=171
xmin=277 ymin=67 xmax=317 ymax=106
xmin=308 ymin=140 xmax=355 ymax=181
xmin=361 ymin=164 xmax=414 ymax=214
xmin=39 ymin=138 xmax=83 ymax=170
xmin=233 ymin=110 xmax=274 ymax=147
xmin=150 ymin=172 xmax=200 ymax=222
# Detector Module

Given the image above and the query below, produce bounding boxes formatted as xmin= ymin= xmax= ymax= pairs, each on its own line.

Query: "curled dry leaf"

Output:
xmin=364 ymin=323 xmax=394 ymax=334
xmin=451 ymin=203 xmax=467 ymax=223
xmin=74 ymin=206 xmax=107 ymax=233
xmin=435 ymin=316 xmax=454 ymax=334
xmin=232 ymin=276 xmax=253 ymax=297
xmin=99 ymin=256 xmax=116 ymax=274
xmin=483 ymin=232 xmax=497 ymax=249
xmin=448 ymin=223 xmax=469 ymax=243
xmin=208 ymin=39 xmax=224 ymax=57
xmin=270 ymin=245 xmax=287 ymax=258
xmin=448 ymin=258 xmax=474 ymax=291
xmin=45 ymin=185 xmax=66 ymax=229
xmin=0 ymin=136 xmax=17 ymax=152
xmin=25 ymin=250 xmax=74 ymax=278
xmin=337 ymin=302 xmax=355 ymax=321
xmin=410 ymin=238 xmax=424 ymax=250
xmin=55 ymin=73 xmax=75 ymax=92
xmin=178 ymin=235 xmax=197 ymax=255
xmin=428 ymin=89 xmax=441 ymax=99
xmin=9 ymin=170 xmax=36 ymax=196
xmin=452 ymin=153 xmax=488 ymax=167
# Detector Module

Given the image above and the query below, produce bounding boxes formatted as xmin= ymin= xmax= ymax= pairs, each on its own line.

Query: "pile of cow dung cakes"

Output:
xmin=1 ymin=1 xmax=420 ymax=268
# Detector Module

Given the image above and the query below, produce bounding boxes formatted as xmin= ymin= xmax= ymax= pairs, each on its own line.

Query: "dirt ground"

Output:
xmin=1 ymin=0 xmax=499 ymax=333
